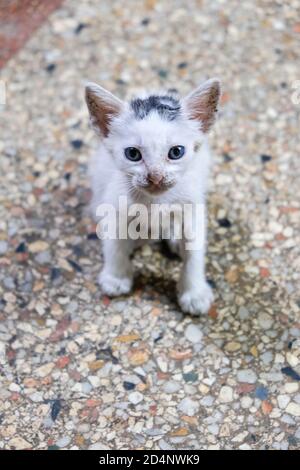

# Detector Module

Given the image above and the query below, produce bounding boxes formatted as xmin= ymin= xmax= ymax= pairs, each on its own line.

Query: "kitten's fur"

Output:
xmin=85 ymin=79 xmax=221 ymax=315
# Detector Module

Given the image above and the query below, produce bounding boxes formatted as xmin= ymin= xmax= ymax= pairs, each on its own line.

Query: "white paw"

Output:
xmin=98 ymin=271 xmax=133 ymax=297
xmin=178 ymin=282 xmax=214 ymax=315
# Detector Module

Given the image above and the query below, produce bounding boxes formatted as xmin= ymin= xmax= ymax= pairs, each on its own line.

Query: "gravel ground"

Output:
xmin=0 ymin=0 xmax=300 ymax=450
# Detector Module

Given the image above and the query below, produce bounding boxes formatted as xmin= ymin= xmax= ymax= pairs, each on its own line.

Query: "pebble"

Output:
xmin=56 ymin=436 xmax=71 ymax=448
xmin=238 ymin=306 xmax=250 ymax=320
xmin=88 ymin=375 xmax=101 ymax=388
xmin=284 ymin=383 xmax=299 ymax=394
xmin=163 ymin=381 xmax=181 ymax=394
xmin=28 ymin=241 xmax=49 ymax=253
xmin=255 ymin=386 xmax=268 ymax=400
xmin=184 ymin=324 xmax=203 ymax=343
xmin=8 ymin=437 xmax=31 ymax=450
xmin=0 ymin=241 xmax=8 ymax=254
xmin=225 ymin=342 xmax=241 ymax=352
xmin=277 ymin=395 xmax=290 ymax=409
xmin=36 ymin=363 xmax=54 ymax=378
xmin=237 ymin=369 xmax=257 ymax=384
xmin=178 ymin=397 xmax=199 ymax=416
xmin=128 ymin=392 xmax=144 ymax=405
xmin=258 ymin=312 xmax=273 ymax=329
xmin=89 ymin=443 xmax=110 ymax=450
xmin=286 ymin=402 xmax=300 ymax=417
xmin=218 ymin=386 xmax=234 ymax=403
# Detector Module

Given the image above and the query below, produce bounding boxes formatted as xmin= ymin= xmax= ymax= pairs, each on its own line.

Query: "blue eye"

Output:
xmin=124 ymin=147 xmax=142 ymax=162
xmin=168 ymin=145 xmax=185 ymax=160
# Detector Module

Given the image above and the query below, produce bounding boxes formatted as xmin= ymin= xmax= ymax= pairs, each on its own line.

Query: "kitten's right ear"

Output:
xmin=85 ymin=83 xmax=124 ymax=137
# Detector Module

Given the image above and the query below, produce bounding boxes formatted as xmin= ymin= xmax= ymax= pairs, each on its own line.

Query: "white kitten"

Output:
xmin=85 ymin=79 xmax=221 ymax=315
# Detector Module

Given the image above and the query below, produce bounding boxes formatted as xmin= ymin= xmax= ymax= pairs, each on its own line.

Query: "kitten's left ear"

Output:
xmin=85 ymin=82 xmax=125 ymax=137
xmin=183 ymin=78 xmax=221 ymax=133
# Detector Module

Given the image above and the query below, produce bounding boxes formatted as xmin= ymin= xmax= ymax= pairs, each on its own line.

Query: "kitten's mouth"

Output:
xmin=139 ymin=181 xmax=175 ymax=195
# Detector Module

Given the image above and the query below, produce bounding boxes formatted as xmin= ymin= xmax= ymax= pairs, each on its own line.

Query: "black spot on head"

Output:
xmin=130 ymin=95 xmax=181 ymax=121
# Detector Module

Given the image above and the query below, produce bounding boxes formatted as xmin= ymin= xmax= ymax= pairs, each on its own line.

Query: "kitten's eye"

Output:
xmin=168 ymin=145 xmax=185 ymax=160
xmin=124 ymin=147 xmax=142 ymax=162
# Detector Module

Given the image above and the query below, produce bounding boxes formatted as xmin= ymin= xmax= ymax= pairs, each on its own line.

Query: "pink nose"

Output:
xmin=148 ymin=173 xmax=163 ymax=185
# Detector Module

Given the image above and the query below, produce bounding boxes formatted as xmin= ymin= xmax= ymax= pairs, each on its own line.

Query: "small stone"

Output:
xmin=185 ymin=324 xmax=203 ymax=343
xmin=9 ymin=383 xmax=21 ymax=393
xmin=170 ymin=427 xmax=189 ymax=437
xmin=128 ymin=349 xmax=149 ymax=366
xmin=29 ymin=392 xmax=44 ymax=402
xmin=74 ymin=22 xmax=88 ymax=34
xmin=89 ymin=442 xmax=110 ymax=450
xmin=158 ymin=69 xmax=168 ymax=78
xmin=169 ymin=349 xmax=193 ymax=360
xmin=258 ymin=312 xmax=273 ymax=329
xmin=284 ymin=383 xmax=299 ymax=394
xmin=0 ymin=241 xmax=8 ymax=254
xmin=183 ymin=372 xmax=198 ymax=383
xmin=286 ymin=402 xmax=300 ymax=417
xmin=241 ymin=396 xmax=253 ymax=408
xmin=178 ymin=397 xmax=199 ymax=416
xmin=218 ymin=386 xmax=234 ymax=403
xmin=88 ymin=376 xmax=100 ymax=388
xmin=225 ymin=342 xmax=241 ymax=352
xmin=81 ymin=382 xmax=92 ymax=394
xmin=237 ymin=369 xmax=257 ymax=384
xmin=255 ymin=386 xmax=268 ymax=400
xmin=128 ymin=391 xmax=144 ymax=404
xmin=123 ymin=381 xmax=135 ymax=391
xmin=70 ymin=139 xmax=83 ymax=149
xmin=225 ymin=266 xmax=239 ymax=283
xmin=51 ymin=400 xmax=62 ymax=421
xmin=217 ymin=218 xmax=231 ymax=228
xmin=163 ymin=381 xmax=181 ymax=394
xmin=277 ymin=395 xmax=290 ymax=409
xmin=238 ymin=306 xmax=250 ymax=320
xmin=56 ymin=436 xmax=71 ymax=448
xmin=116 ymin=333 xmax=140 ymax=343
xmin=159 ymin=439 xmax=174 ymax=450
xmin=281 ymin=366 xmax=300 ymax=381
xmin=177 ymin=61 xmax=188 ymax=69
xmin=261 ymin=400 xmax=273 ymax=415
xmin=15 ymin=242 xmax=27 ymax=253
xmin=250 ymin=345 xmax=258 ymax=357
xmin=88 ymin=360 xmax=104 ymax=371
xmin=9 ymin=437 xmax=31 ymax=450
xmin=56 ymin=356 xmax=70 ymax=369
xmin=239 ymin=444 xmax=252 ymax=450
xmin=28 ymin=240 xmax=49 ymax=253
xmin=261 ymin=154 xmax=272 ymax=163
xmin=46 ymin=63 xmax=56 ymax=73
xmin=36 ymin=362 xmax=54 ymax=378
xmin=287 ymin=352 xmax=299 ymax=368
xmin=207 ymin=424 xmax=219 ymax=435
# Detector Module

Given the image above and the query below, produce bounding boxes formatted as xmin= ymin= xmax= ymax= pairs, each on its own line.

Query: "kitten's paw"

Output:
xmin=178 ymin=282 xmax=214 ymax=315
xmin=98 ymin=271 xmax=133 ymax=297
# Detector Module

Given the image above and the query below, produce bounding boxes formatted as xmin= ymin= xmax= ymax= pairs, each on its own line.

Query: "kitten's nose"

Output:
xmin=147 ymin=173 xmax=163 ymax=186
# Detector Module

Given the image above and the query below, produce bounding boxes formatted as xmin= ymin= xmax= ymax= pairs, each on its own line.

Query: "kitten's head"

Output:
xmin=85 ymin=79 xmax=221 ymax=196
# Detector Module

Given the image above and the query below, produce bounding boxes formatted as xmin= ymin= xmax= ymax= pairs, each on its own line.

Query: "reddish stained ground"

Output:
xmin=0 ymin=0 xmax=64 ymax=69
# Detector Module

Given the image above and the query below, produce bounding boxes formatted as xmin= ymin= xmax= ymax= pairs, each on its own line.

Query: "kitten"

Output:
xmin=85 ymin=79 xmax=221 ymax=315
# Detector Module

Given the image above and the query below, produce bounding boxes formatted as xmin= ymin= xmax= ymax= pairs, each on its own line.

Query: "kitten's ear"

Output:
xmin=85 ymin=82 xmax=125 ymax=137
xmin=183 ymin=78 xmax=221 ymax=133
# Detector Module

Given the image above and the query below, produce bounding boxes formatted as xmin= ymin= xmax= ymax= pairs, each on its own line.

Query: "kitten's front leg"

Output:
xmin=177 ymin=209 xmax=213 ymax=315
xmin=178 ymin=248 xmax=213 ymax=315
xmin=99 ymin=238 xmax=133 ymax=297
